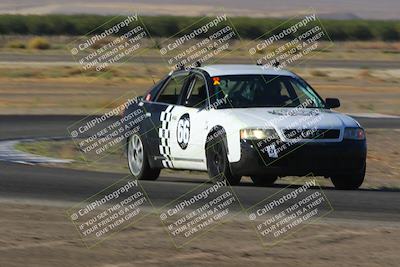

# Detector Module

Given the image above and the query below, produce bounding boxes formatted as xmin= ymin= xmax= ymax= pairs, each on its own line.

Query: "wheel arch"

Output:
xmin=205 ymin=125 xmax=229 ymax=154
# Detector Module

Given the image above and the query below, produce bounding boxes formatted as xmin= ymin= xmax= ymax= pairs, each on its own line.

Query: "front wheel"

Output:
xmin=127 ymin=134 xmax=160 ymax=180
xmin=330 ymin=165 xmax=365 ymax=190
xmin=205 ymin=138 xmax=241 ymax=186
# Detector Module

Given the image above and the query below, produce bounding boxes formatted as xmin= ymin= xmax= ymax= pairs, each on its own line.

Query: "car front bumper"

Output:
xmin=230 ymin=139 xmax=367 ymax=177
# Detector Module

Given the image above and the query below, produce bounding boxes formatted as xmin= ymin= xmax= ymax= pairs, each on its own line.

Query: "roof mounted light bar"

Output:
xmin=173 ymin=61 xmax=202 ymax=72
xmin=256 ymin=61 xmax=280 ymax=67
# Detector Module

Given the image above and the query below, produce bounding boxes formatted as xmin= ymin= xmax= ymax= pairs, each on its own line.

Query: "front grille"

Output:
xmin=283 ymin=129 xmax=340 ymax=140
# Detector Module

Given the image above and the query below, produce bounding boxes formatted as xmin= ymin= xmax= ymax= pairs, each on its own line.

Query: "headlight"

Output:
xmin=343 ymin=127 xmax=365 ymax=140
xmin=240 ymin=128 xmax=278 ymax=140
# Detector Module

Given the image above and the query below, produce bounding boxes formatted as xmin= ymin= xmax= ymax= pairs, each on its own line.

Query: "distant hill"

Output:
xmin=0 ymin=0 xmax=399 ymax=20
xmin=318 ymin=13 xmax=360 ymax=20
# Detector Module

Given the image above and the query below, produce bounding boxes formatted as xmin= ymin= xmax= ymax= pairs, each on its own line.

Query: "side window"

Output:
xmin=156 ymin=74 xmax=188 ymax=104
xmin=184 ymin=75 xmax=208 ymax=108
xmin=144 ymin=76 xmax=168 ymax=101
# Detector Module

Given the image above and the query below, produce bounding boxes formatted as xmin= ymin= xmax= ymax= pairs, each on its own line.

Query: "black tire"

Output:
xmin=205 ymin=136 xmax=241 ymax=186
xmin=330 ymin=165 xmax=365 ymax=190
xmin=251 ymin=175 xmax=278 ymax=187
xmin=127 ymin=134 xmax=160 ymax=180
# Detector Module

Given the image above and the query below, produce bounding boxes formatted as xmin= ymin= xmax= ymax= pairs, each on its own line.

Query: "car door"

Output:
xmin=141 ymin=71 xmax=190 ymax=168
xmin=167 ymin=71 xmax=210 ymax=171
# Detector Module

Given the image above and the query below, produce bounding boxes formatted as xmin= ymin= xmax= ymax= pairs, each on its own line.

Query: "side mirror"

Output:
xmin=325 ymin=98 xmax=340 ymax=109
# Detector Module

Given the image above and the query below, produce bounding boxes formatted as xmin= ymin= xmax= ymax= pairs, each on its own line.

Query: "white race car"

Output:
xmin=125 ymin=64 xmax=367 ymax=189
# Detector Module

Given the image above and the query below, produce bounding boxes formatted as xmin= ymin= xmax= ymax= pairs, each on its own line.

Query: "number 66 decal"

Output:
xmin=177 ymin=113 xmax=190 ymax=149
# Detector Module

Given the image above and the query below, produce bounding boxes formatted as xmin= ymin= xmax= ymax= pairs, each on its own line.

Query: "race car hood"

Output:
xmin=220 ymin=107 xmax=360 ymax=130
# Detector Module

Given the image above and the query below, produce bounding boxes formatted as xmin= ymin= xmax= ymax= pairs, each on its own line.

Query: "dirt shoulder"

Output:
xmin=0 ymin=201 xmax=399 ymax=267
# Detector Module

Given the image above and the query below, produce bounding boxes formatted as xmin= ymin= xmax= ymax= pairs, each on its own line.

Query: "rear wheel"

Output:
xmin=330 ymin=165 xmax=365 ymax=190
xmin=251 ymin=175 xmax=278 ymax=187
xmin=127 ymin=134 xmax=160 ymax=180
xmin=206 ymin=137 xmax=241 ymax=185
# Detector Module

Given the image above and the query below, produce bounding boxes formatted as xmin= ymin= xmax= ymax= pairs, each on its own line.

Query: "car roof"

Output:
xmin=196 ymin=64 xmax=295 ymax=77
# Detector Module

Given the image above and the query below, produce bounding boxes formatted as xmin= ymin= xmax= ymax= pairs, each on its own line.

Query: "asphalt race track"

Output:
xmin=1 ymin=115 xmax=400 ymax=222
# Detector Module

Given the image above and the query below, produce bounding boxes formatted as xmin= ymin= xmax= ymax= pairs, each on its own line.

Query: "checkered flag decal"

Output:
xmin=159 ymin=105 xmax=174 ymax=168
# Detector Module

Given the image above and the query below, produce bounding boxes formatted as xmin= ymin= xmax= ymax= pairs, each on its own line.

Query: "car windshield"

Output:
xmin=212 ymin=75 xmax=325 ymax=109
